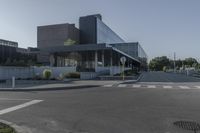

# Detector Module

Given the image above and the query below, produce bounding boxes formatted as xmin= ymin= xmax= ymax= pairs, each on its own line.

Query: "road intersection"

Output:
xmin=0 ymin=72 xmax=200 ymax=133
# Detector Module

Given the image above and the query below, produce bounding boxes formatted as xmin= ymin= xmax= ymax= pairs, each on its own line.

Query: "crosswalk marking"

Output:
xmin=132 ymin=85 xmax=141 ymax=88
xmin=104 ymin=84 xmax=113 ymax=87
xmin=103 ymin=84 xmax=200 ymax=90
xmin=194 ymin=86 xmax=200 ymax=89
xmin=118 ymin=84 xmax=127 ymax=87
xmin=147 ymin=85 xmax=156 ymax=88
xmin=163 ymin=86 xmax=173 ymax=89
xmin=179 ymin=86 xmax=190 ymax=89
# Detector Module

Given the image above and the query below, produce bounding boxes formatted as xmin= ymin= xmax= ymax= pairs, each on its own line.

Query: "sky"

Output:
xmin=0 ymin=0 xmax=200 ymax=60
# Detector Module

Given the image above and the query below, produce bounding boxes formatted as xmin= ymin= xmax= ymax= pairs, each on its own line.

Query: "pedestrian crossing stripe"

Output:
xmin=195 ymin=86 xmax=200 ymax=89
xmin=118 ymin=84 xmax=127 ymax=87
xmin=163 ymin=86 xmax=172 ymax=89
xmin=102 ymin=84 xmax=200 ymax=90
xmin=132 ymin=85 xmax=141 ymax=88
xmin=179 ymin=86 xmax=190 ymax=89
xmin=104 ymin=84 xmax=113 ymax=87
xmin=147 ymin=85 xmax=156 ymax=88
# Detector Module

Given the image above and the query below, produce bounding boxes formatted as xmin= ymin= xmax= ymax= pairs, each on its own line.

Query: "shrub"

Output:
xmin=43 ymin=69 xmax=52 ymax=79
xmin=163 ymin=66 xmax=167 ymax=72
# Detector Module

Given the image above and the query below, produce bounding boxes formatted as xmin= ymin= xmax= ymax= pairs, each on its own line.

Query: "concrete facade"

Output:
xmin=37 ymin=23 xmax=80 ymax=64
xmin=37 ymin=23 xmax=79 ymax=49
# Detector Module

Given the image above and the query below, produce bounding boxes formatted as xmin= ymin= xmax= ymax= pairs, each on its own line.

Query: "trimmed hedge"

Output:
xmin=43 ymin=69 xmax=52 ymax=79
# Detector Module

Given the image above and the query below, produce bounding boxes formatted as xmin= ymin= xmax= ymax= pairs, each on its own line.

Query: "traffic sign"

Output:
xmin=120 ymin=57 xmax=126 ymax=64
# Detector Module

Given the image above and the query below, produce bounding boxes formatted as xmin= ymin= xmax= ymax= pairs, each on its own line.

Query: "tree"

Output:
xmin=183 ymin=58 xmax=197 ymax=67
xmin=149 ymin=56 xmax=170 ymax=71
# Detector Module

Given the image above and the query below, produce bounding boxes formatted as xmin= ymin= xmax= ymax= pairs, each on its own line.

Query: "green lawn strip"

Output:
xmin=0 ymin=122 xmax=16 ymax=133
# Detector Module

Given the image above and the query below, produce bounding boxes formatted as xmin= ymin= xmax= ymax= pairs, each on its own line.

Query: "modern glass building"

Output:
xmin=37 ymin=14 xmax=148 ymax=75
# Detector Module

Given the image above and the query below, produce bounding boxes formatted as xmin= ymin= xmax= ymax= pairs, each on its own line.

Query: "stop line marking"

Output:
xmin=0 ymin=99 xmax=43 ymax=115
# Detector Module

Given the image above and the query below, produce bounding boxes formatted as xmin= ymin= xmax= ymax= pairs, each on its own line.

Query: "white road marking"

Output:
xmin=0 ymin=100 xmax=43 ymax=115
xmin=147 ymin=85 xmax=156 ymax=88
xmin=163 ymin=86 xmax=173 ymax=89
xmin=179 ymin=86 xmax=190 ymax=89
xmin=194 ymin=86 xmax=200 ymax=89
xmin=132 ymin=85 xmax=141 ymax=88
xmin=104 ymin=84 xmax=113 ymax=87
xmin=118 ymin=84 xmax=127 ymax=87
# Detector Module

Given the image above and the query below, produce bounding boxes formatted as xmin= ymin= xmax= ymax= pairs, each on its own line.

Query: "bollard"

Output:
xmin=12 ymin=76 xmax=15 ymax=88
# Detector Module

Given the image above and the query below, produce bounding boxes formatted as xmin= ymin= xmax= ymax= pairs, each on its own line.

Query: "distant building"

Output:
xmin=0 ymin=39 xmax=18 ymax=47
xmin=37 ymin=14 xmax=148 ymax=74
xmin=0 ymin=39 xmax=37 ymax=66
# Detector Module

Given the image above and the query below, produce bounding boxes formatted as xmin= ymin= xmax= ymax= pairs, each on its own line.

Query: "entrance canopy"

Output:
xmin=44 ymin=43 xmax=140 ymax=63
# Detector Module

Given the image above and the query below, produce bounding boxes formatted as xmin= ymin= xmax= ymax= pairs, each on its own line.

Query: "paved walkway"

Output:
xmin=0 ymin=80 xmax=123 ymax=91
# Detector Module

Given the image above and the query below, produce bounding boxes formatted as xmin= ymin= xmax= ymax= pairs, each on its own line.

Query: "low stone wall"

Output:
xmin=110 ymin=66 xmax=131 ymax=75
xmin=33 ymin=66 xmax=76 ymax=78
xmin=80 ymin=72 xmax=98 ymax=80
xmin=0 ymin=66 xmax=33 ymax=80
xmin=0 ymin=66 xmax=76 ymax=80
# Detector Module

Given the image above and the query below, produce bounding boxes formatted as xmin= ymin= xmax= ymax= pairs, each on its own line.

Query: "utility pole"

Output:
xmin=174 ymin=52 xmax=176 ymax=72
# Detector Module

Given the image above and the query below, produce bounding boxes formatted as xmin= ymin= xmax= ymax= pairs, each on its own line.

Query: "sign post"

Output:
xmin=120 ymin=57 xmax=126 ymax=80
xmin=12 ymin=76 xmax=15 ymax=89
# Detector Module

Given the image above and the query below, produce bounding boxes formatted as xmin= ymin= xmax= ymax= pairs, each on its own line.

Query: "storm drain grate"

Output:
xmin=173 ymin=121 xmax=200 ymax=133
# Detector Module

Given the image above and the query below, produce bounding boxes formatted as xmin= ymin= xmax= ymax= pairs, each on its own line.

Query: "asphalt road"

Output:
xmin=0 ymin=72 xmax=200 ymax=133
xmin=140 ymin=71 xmax=200 ymax=82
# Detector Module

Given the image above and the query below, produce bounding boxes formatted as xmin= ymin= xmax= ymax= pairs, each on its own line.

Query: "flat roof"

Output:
xmin=0 ymin=39 xmax=18 ymax=44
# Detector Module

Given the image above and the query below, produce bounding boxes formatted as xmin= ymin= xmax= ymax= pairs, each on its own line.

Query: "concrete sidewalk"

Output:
xmin=0 ymin=80 xmax=124 ymax=91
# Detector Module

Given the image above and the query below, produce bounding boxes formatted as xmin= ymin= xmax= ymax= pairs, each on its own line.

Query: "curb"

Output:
xmin=0 ymin=85 xmax=100 ymax=92
xmin=0 ymin=119 xmax=32 ymax=133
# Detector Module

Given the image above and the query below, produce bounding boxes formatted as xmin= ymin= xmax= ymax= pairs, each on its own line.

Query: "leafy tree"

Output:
xmin=183 ymin=58 xmax=197 ymax=67
xmin=149 ymin=56 xmax=170 ymax=71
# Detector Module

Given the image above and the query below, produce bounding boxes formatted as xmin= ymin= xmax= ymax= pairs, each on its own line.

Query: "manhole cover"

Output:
xmin=174 ymin=121 xmax=200 ymax=133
